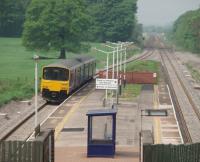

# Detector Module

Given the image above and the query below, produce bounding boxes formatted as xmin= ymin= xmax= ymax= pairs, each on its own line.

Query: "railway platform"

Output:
xmin=41 ymin=64 xmax=183 ymax=162
xmin=52 ymin=82 xmax=181 ymax=161
xmin=53 ymin=83 xmax=142 ymax=162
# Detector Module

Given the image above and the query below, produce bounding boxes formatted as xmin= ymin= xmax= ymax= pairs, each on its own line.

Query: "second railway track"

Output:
xmin=160 ymin=49 xmax=200 ymax=143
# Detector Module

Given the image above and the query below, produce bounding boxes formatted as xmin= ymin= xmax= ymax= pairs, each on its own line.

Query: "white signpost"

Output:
xmin=96 ymin=79 xmax=118 ymax=90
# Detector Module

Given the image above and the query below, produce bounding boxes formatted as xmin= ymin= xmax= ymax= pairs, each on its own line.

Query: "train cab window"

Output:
xmin=43 ymin=67 xmax=69 ymax=81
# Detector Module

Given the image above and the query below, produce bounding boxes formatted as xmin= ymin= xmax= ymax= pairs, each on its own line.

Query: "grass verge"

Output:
xmin=185 ymin=63 xmax=200 ymax=83
xmin=126 ymin=60 xmax=159 ymax=73
xmin=0 ymin=79 xmax=34 ymax=106
xmin=120 ymin=84 xmax=142 ymax=100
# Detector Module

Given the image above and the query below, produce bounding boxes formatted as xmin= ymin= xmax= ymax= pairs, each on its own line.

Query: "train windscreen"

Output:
xmin=43 ymin=67 xmax=69 ymax=81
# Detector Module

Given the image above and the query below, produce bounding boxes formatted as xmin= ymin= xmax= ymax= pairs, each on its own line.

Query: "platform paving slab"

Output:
xmin=55 ymin=146 xmax=139 ymax=162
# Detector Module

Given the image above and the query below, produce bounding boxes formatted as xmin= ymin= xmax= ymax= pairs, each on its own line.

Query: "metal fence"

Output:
xmin=99 ymin=71 xmax=157 ymax=84
xmin=0 ymin=129 xmax=54 ymax=162
xmin=143 ymin=143 xmax=200 ymax=162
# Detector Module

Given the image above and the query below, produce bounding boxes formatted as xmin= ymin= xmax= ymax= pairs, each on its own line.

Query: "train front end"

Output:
xmin=41 ymin=66 xmax=70 ymax=102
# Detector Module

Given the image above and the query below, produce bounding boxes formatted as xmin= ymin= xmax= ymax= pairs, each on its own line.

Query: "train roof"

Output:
xmin=44 ymin=55 xmax=96 ymax=69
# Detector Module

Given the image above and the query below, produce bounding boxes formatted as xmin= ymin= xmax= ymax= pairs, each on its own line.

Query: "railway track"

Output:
xmin=0 ymin=50 xmax=154 ymax=141
xmin=165 ymin=51 xmax=200 ymax=121
xmin=160 ymin=49 xmax=200 ymax=143
xmin=0 ymin=103 xmax=47 ymax=141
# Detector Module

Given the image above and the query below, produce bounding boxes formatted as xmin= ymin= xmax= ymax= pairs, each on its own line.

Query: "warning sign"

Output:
xmin=96 ymin=79 xmax=118 ymax=90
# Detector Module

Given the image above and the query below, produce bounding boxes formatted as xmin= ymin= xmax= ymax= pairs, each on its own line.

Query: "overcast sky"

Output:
xmin=137 ymin=0 xmax=200 ymax=26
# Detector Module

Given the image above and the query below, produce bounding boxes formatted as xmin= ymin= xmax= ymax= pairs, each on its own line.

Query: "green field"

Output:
xmin=0 ymin=37 xmax=139 ymax=106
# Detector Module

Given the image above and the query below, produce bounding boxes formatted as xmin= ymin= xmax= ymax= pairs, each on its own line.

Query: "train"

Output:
xmin=41 ymin=55 xmax=96 ymax=102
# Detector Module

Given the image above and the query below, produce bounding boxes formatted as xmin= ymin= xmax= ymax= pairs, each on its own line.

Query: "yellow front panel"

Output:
xmin=41 ymin=79 xmax=69 ymax=94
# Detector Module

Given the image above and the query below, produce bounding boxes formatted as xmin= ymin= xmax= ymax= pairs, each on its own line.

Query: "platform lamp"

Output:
xmin=123 ymin=47 xmax=127 ymax=88
xmin=105 ymin=42 xmax=120 ymax=103
xmin=140 ymin=109 xmax=168 ymax=162
xmin=33 ymin=55 xmax=40 ymax=136
xmin=93 ymin=48 xmax=111 ymax=106
xmin=122 ymin=42 xmax=134 ymax=88
xmin=104 ymin=44 xmax=117 ymax=106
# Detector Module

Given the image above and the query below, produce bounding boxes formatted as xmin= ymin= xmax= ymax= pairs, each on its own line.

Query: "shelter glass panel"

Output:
xmin=91 ymin=116 xmax=113 ymax=144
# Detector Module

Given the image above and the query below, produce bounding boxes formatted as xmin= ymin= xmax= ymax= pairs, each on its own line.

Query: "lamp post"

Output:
xmin=119 ymin=44 xmax=123 ymax=95
xmin=94 ymin=48 xmax=111 ymax=106
xmin=108 ymin=42 xmax=119 ymax=78
xmin=33 ymin=55 xmax=39 ymax=129
xmin=106 ymin=52 xmax=109 ymax=100
xmin=94 ymin=46 xmax=125 ymax=106
xmin=105 ymin=42 xmax=126 ymax=104
xmin=112 ymin=50 xmax=115 ymax=79
xmin=140 ymin=109 xmax=168 ymax=162
xmin=104 ymin=44 xmax=119 ymax=105
xmin=104 ymin=44 xmax=116 ymax=79
xmin=123 ymin=48 xmax=127 ymax=87
xmin=105 ymin=42 xmax=120 ymax=104
xmin=122 ymin=42 xmax=134 ymax=88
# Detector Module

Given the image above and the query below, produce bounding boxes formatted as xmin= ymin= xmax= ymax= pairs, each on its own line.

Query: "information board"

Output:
xmin=96 ymin=79 xmax=118 ymax=90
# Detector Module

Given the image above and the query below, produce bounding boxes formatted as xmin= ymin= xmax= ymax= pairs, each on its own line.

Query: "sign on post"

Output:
xmin=96 ymin=79 xmax=118 ymax=90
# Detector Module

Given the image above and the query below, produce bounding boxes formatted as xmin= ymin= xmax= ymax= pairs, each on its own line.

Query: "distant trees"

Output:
xmin=0 ymin=0 xmax=30 ymax=37
xmin=22 ymin=0 xmax=90 ymax=59
xmin=172 ymin=9 xmax=200 ymax=53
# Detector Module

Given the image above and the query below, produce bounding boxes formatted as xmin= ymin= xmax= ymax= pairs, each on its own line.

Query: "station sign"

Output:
xmin=96 ymin=79 xmax=118 ymax=90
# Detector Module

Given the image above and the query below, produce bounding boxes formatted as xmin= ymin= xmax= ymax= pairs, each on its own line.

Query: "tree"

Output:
xmin=172 ymin=9 xmax=200 ymax=53
xmin=22 ymin=0 xmax=90 ymax=59
xmin=86 ymin=0 xmax=138 ymax=42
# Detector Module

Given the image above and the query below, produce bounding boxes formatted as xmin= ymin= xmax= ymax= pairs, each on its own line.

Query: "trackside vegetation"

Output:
xmin=171 ymin=9 xmax=200 ymax=53
xmin=0 ymin=79 xmax=34 ymax=106
xmin=185 ymin=63 xmax=200 ymax=83
xmin=126 ymin=60 xmax=159 ymax=73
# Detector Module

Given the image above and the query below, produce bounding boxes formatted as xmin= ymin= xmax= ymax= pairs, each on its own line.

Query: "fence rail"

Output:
xmin=0 ymin=129 xmax=54 ymax=162
xmin=99 ymin=71 xmax=157 ymax=84
xmin=143 ymin=143 xmax=200 ymax=162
